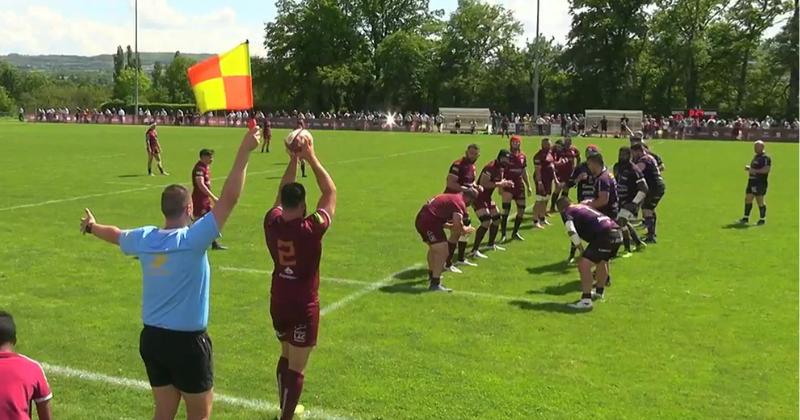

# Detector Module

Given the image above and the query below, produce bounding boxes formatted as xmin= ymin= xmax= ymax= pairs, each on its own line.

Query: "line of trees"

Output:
xmin=256 ymin=0 xmax=798 ymax=118
xmin=0 ymin=0 xmax=796 ymax=118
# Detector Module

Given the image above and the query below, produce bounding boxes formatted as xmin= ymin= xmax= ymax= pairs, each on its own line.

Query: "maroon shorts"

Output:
xmin=556 ymin=169 xmax=571 ymax=185
xmin=503 ymin=179 xmax=525 ymax=200
xmin=474 ymin=195 xmax=497 ymax=213
xmin=148 ymin=142 xmax=160 ymax=155
xmin=415 ymin=211 xmax=446 ymax=244
xmin=536 ymin=178 xmax=554 ymax=196
xmin=192 ymin=198 xmax=211 ymax=218
xmin=270 ymin=300 xmax=319 ymax=347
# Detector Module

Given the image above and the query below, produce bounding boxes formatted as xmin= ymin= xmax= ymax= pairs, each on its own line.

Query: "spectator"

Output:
xmin=0 ymin=311 xmax=53 ymax=420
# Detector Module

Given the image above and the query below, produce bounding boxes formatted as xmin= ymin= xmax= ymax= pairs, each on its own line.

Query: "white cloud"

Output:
xmin=0 ymin=2 xmax=265 ymax=56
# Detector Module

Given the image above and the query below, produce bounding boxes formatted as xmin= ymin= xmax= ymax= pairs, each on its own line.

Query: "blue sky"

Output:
xmin=0 ymin=0 xmax=569 ymax=56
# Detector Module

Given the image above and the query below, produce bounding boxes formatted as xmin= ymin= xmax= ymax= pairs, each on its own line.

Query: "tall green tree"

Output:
xmin=375 ymin=30 xmax=435 ymax=110
xmin=163 ymin=52 xmax=195 ymax=103
xmin=115 ymin=67 xmax=151 ymax=103
xmin=727 ymin=0 xmax=788 ymax=112
xmin=113 ymin=46 xmax=125 ymax=82
xmin=436 ymin=0 xmax=522 ymax=107
xmin=125 ymin=45 xmax=136 ymax=69
xmin=564 ymin=0 xmax=652 ymax=110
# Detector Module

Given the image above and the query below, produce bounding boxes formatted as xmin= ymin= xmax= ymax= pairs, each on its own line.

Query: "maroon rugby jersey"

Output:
xmin=264 ymin=207 xmax=332 ymax=303
xmin=444 ymin=158 xmax=476 ymax=193
xmin=423 ymin=193 xmax=468 ymax=223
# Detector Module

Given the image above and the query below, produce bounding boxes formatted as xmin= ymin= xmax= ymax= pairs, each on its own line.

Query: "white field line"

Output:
xmin=0 ymin=186 xmax=157 ymax=212
xmin=40 ymin=363 xmax=353 ymax=420
xmin=320 ymin=264 xmax=423 ymax=316
xmin=2 ymin=146 xmax=452 ymax=212
xmin=220 ymin=265 xmax=544 ymax=307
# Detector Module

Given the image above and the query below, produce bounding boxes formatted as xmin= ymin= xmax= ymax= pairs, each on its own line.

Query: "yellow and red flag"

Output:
xmin=187 ymin=41 xmax=253 ymax=113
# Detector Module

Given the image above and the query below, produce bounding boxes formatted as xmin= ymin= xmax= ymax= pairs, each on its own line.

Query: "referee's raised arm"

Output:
xmin=212 ymin=126 xmax=261 ymax=231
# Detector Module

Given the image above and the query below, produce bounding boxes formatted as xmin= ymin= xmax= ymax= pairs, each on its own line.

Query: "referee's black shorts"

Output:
xmin=139 ymin=325 xmax=213 ymax=393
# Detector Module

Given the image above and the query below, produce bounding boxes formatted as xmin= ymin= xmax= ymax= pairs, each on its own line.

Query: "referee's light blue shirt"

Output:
xmin=119 ymin=212 xmax=220 ymax=331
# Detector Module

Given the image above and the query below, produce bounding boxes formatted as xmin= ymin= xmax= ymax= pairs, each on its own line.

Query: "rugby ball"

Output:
xmin=285 ymin=128 xmax=313 ymax=153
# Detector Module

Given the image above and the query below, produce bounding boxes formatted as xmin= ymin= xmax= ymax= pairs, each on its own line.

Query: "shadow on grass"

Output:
xmin=527 ymin=280 xmax=581 ymax=296
xmin=393 ymin=268 xmax=429 ymax=280
xmin=264 ymin=175 xmax=282 ymax=180
xmin=526 ymin=260 xmax=572 ymax=275
xmin=379 ymin=279 xmax=428 ymax=295
xmin=722 ymin=222 xmax=752 ymax=229
xmin=118 ymin=174 xmax=145 ymax=178
xmin=508 ymin=300 xmax=587 ymax=314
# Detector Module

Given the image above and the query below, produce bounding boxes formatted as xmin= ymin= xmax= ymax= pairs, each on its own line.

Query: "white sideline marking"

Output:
xmin=320 ymin=264 xmax=423 ymax=316
xmin=2 ymin=146 xmax=453 ymax=212
xmin=40 ymin=363 xmax=352 ymax=420
xmin=221 ymin=266 xmax=544 ymax=305
xmin=0 ymin=186 xmax=157 ymax=212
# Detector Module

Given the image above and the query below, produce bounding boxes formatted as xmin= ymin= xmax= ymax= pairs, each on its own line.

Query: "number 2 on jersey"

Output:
xmin=277 ymin=240 xmax=296 ymax=266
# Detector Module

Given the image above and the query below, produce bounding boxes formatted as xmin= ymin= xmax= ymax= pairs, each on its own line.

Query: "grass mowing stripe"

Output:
xmin=1 ymin=145 xmax=454 ymax=213
xmin=40 ymin=363 xmax=354 ymax=420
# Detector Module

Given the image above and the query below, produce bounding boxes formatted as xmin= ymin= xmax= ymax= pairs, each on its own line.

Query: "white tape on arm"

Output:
xmin=633 ymin=191 xmax=647 ymax=205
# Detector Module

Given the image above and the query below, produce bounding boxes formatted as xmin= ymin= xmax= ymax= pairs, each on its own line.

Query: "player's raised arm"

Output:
xmin=212 ymin=127 xmax=260 ymax=230
xmin=272 ymin=155 xmax=299 ymax=208
xmin=80 ymin=208 xmax=121 ymax=245
xmin=299 ymin=141 xmax=337 ymax=218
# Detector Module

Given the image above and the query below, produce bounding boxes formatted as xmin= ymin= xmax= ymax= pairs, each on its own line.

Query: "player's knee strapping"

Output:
xmin=490 ymin=213 xmax=501 ymax=224
xmin=501 ymin=202 xmax=511 ymax=215
xmin=478 ymin=213 xmax=492 ymax=228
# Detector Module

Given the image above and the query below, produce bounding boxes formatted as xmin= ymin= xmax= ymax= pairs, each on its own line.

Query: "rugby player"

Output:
xmin=145 ymin=123 xmax=169 ymax=176
xmin=415 ymin=189 xmax=478 ymax=292
xmin=469 ymin=149 xmax=515 ymax=258
xmin=740 ymin=140 xmax=771 ymax=225
xmin=563 ymin=145 xmax=599 ymax=261
xmin=631 ymin=143 xmax=666 ymax=243
xmin=500 ymin=135 xmax=532 ymax=242
xmin=264 ymin=136 xmax=336 ymax=420
xmin=551 ymin=137 xmax=580 ymax=213
xmin=444 ymin=144 xmax=481 ymax=271
xmin=613 ymin=146 xmax=648 ymax=253
xmin=557 ymin=197 xmax=623 ymax=310
xmin=192 ymin=149 xmax=226 ymax=250
xmin=533 ymin=138 xmax=558 ymax=228
xmin=261 ymin=117 xmax=272 ymax=153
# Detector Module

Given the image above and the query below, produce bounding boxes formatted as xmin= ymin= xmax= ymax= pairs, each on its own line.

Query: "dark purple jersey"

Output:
xmin=749 ymin=153 xmax=771 ymax=182
xmin=561 ymin=204 xmax=618 ymax=243
xmin=636 ymin=154 xmax=665 ymax=192
xmin=569 ymin=163 xmax=594 ymax=201
xmin=613 ymin=161 xmax=646 ymax=203
xmin=592 ymin=169 xmax=619 ymax=216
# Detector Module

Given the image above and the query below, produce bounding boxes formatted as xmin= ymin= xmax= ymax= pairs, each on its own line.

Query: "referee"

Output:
xmin=80 ymin=126 xmax=261 ymax=419
xmin=740 ymin=140 xmax=771 ymax=225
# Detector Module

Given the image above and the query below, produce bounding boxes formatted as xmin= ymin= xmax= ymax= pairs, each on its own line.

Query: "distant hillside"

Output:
xmin=1 ymin=52 xmax=214 ymax=73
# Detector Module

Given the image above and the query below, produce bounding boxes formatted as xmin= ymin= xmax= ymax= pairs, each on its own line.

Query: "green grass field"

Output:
xmin=0 ymin=121 xmax=797 ymax=419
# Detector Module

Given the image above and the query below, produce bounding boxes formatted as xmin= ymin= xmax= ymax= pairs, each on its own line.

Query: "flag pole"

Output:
xmin=134 ymin=0 xmax=139 ymax=125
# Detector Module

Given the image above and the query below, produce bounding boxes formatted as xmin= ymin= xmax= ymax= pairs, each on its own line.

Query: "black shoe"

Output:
xmin=643 ymin=236 xmax=657 ymax=244
xmin=739 ymin=218 xmax=749 ymax=224
xmin=756 ymin=219 xmax=765 ymax=226
xmin=211 ymin=243 xmax=228 ymax=250
xmin=512 ymin=232 xmax=524 ymax=241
